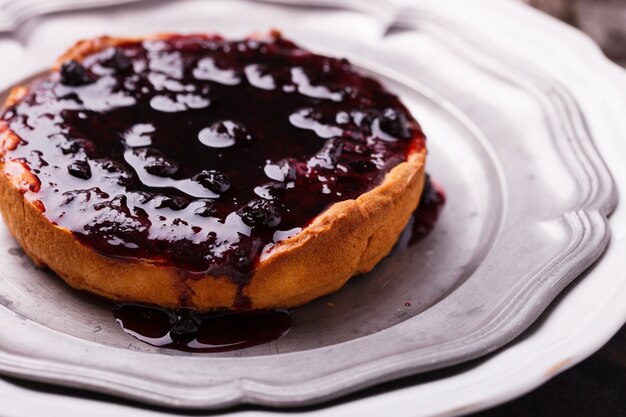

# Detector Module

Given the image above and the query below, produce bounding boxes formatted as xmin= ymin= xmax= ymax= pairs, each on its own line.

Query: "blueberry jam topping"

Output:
xmin=0 ymin=33 xmax=424 ymax=283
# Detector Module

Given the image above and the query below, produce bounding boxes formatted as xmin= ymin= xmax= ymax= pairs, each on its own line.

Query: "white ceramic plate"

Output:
xmin=1 ymin=0 xmax=625 ymax=415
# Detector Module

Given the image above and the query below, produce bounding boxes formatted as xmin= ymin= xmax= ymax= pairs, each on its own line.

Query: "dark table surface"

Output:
xmin=470 ymin=322 xmax=626 ymax=416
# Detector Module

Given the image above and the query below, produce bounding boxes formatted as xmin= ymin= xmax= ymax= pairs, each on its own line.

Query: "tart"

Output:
xmin=0 ymin=32 xmax=426 ymax=310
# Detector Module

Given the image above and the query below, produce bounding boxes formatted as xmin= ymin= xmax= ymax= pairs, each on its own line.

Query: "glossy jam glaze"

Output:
xmin=114 ymin=304 xmax=291 ymax=352
xmin=0 ymin=33 xmax=424 ymax=283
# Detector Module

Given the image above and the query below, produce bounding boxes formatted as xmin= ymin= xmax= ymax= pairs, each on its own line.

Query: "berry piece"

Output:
xmin=67 ymin=160 xmax=91 ymax=179
xmin=193 ymin=169 xmax=231 ymax=194
xmin=198 ymin=120 xmax=251 ymax=149
xmin=134 ymin=148 xmax=178 ymax=177
xmin=96 ymin=159 xmax=134 ymax=186
xmin=106 ymin=49 xmax=132 ymax=72
xmin=144 ymin=158 xmax=178 ymax=177
xmin=194 ymin=200 xmax=216 ymax=217
xmin=349 ymin=159 xmax=376 ymax=173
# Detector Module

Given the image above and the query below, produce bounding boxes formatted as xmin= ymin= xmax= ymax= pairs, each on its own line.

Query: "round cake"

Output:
xmin=0 ymin=32 xmax=426 ymax=310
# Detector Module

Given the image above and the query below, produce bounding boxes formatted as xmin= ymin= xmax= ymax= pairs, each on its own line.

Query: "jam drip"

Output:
xmin=0 ymin=33 xmax=424 ymax=282
xmin=114 ymin=304 xmax=291 ymax=352
xmin=409 ymin=175 xmax=445 ymax=246
xmin=392 ymin=175 xmax=445 ymax=252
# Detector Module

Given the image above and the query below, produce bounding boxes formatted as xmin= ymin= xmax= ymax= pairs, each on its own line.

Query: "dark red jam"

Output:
xmin=392 ymin=175 xmax=445 ymax=253
xmin=409 ymin=175 xmax=445 ymax=246
xmin=114 ymin=304 xmax=291 ymax=352
xmin=0 ymin=33 xmax=424 ymax=284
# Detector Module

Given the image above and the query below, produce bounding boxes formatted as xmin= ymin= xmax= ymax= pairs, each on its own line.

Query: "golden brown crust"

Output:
xmin=0 ymin=35 xmax=426 ymax=311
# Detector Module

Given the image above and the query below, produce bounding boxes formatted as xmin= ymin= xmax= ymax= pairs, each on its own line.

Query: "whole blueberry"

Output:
xmin=169 ymin=313 xmax=200 ymax=344
xmin=106 ymin=49 xmax=132 ymax=72
xmin=60 ymin=60 xmax=93 ymax=86
xmin=194 ymin=200 xmax=216 ymax=217
xmin=378 ymin=108 xmax=411 ymax=139
xmin=237 ymin=199 xmax=281 ymax=228
xmin=59 ymin=138 xmax=96 ymax=156
xmin=155 ymin=195 xmax=189 ymax=211
xmin=96 ymin=159 xmax=134 ymax=186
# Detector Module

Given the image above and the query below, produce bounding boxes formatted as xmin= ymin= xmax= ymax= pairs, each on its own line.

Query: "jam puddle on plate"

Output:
xmin=394 ymin=174 xmax=446 ymax=252
xmin=114 ymin=304 xmax=291 ymax=352
xmin=113 ymin=175 xmax=444 ymax=353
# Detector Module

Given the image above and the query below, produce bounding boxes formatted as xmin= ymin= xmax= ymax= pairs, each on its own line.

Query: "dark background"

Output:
xmin=526 ymin=0 xmax=626 ymax=67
